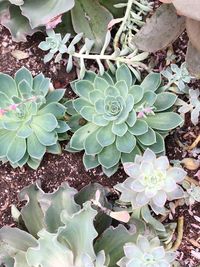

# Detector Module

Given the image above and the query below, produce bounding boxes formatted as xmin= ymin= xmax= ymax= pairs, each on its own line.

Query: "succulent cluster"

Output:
xmin=0 ymin=67 xmax=69 ymax=169
xmin=0 ymin=0 xmax=74 ymax=41
xmin=162 ymin=63 xmax=192 ymax=93
xmin=117 ymin=235 xmax=176 ymax=267
xmin=0 ymin=182 xmax=151 ymax=267
xmin=115 ymin=149 xmax=186 ymax=214
xmin=178 ymin=89 xmax=200 ymax=125
xmin=66 ymin=64 xmax=183 ymax=176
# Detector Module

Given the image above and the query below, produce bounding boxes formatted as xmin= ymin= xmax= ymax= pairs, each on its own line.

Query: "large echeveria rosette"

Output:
xmin=67 ymin=64 xmax=183 ymax=176
xmin=0 ymin=67 xmax=69 ymax=169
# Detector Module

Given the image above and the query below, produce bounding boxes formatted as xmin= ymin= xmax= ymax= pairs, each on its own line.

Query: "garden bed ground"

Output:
xmin=0 ymin=23 xmax=199 ymax=267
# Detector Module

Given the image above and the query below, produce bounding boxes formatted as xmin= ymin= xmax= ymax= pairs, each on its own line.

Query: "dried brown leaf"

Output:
xmin=132 ymin=4 xmax=186 ymax=52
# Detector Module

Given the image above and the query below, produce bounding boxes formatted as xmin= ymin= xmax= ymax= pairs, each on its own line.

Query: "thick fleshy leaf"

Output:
xmin=27 ymin=230 xmax=74 ymax=267
xmin=102 ymin=164 xmax=119 ymax=177
xmin=83 ymin=154 xmax=100 ymax=170
xmin=0 ymin=73 xmax=18 ymax=98
xmin=129 ymin=85 xmax=144 ymax=104
xmin=33 ymin=114 xmax=58 ymax=132
xmin=128 ymin=120 xmax=148 ymax=136
xmin=21 ymin=0 xmax=75 ymax=28
xmin=71 ymin=0 xmax=112 ymax=52
xmin=96 ymin=123 xmax=115 ymax=147
xmin=74 ymin=80 xmax=94 ymax=99
xmin=116 ymin=64 xmax=132 ymax=87
xmin=15 ymin=67 xmax=33 ymax=87
xmin=27 ymin=133 xmax=46 ymax=159
xmin=144 ymin=112 xmax=183 ymax=130
xmin=186 ymin=18 xmax=200 ymax=53
xmin=147 ymin=133 xmax=165 ymax=154
xmin=98 ymin=143 xmax=121 ymax=168
xmin=115 ymin=80 xmax=128 ymax=99
xmin=121 ymin=146 xmax=142 ymax=163
xmin=154 ymin=92 xmax=177 ymax=112
xmin=45 ymin=183 xmax=79 ymax=233
xmin=18 ymin=183 xmax=45 ymax=237
xmin=133 ymin=4 xmax=186 ymax=52
xmin=33 ymin=126 xmax=57 ymax=146
xmin=137 ymin=127 xmax=156 ymax=146
xmin=116 ymin=132 xmax=136 ymax=153
xmin=94 ymin=77 xmax=109 ymax=92
xmin=59 ymin=202 xmax=97 ymax=259
xmin=141 ymin=73 xmax=161 ymax=92
xmin=95 ymin=224 xmax=144 ymax=266
xmin=46 ymin=89 xmax=65 ymax=104
xmin=7 ymin=135 xmax=26 ymax=163
xmin=112 ymin=122 xmax=128 ymax=137
xmin=70 ymin=123 xmax=99 ymax=150
xmin=84 ymin=129 xmax=103 ymax=154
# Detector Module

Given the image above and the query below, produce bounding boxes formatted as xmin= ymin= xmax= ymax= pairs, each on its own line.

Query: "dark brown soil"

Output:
xmin=0 ymin=16 xmax=200 ymax=267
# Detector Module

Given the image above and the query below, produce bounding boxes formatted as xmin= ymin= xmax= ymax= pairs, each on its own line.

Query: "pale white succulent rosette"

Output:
xmin=115 ymin=149 xmax=186 ymax=214
xmin=117 ymin=235 xmax=176 ymax=267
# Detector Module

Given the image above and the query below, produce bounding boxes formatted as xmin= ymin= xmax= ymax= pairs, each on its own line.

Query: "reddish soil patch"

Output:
xmin=0 ymin=20 xmax=199 ymax=267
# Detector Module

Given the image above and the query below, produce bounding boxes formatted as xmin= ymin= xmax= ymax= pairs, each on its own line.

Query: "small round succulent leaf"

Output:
xmin=83 ymin=71 xmax=96 ymax=83
xmin=38 ymin=41 xmax=50 ymax=51
xmin=15 ymin=67 xmax=33 ymax=88
xmin=27 ymin=133 xmax=46 ymax=159
xmin=83 ymin=154 xmax=100 ymax=170
xmin=115 ymin=106 xmax=130 ymax=125
xmin=115 ymin=80 xmax=129 ymax=99
xmin=129 ymin=85 xmax=144 ymax=104
xmin=96 ymin=124 xmax=115 ymax=147
xmin=94 ymin=76 xmax=109 ymax=92
xmin=128 ymin=120 xmax=148 ymax=136
xmin=135 ymin=191 xmax=150 ymax=207
xmin=141 ymin=73 xmax=161 ymax=92
xmin=44 ymin=52 xmax=54 ymax=63
xmin=144 ymin=112 xmax=183 ymax=131
xmin=56 ymin=121 xmax=70 ymax=134
xmin=70 ymin=123 xmax=99 ymax=150
xmin=0 ymin=73 xmax=18 ymax=98
xmin=2 ymin=119 xmax=21 ymax=131
xmin=33 ymin=73 xmax=45 ymax=91
xmin=116 ymin=64 xmax=132 ymax=88
xmin=98 ymin=143 xmax=121 ymax=169
xmin=152 ymin=191 xmax=167 ymax=207
xmin=137 ymin=127 xmax=156 ymax=146
xmin=75 ymin=80 xmax=94 ymax=100
xmin=80 ymin=106 xmax=96 ymax=122
xmin=112 ymin=122 xmax=128 ymax=137
xmin=116 ymin=132 xmax=136 ymax=153
xmin=154 ymin=92 xmax=177 ymax=112
xmin=84 ymin=130 xmax=103 ymax=155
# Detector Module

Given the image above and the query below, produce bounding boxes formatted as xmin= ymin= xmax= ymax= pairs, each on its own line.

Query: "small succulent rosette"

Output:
xmin=115 ymin=149 xmax=186 ymax=214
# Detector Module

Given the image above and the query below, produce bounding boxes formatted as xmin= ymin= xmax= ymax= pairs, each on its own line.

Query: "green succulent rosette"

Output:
xmin=66 ymin=64 xmax=183 ymax=177
xmin=0 ymin=67 xmax=69 ymax=169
